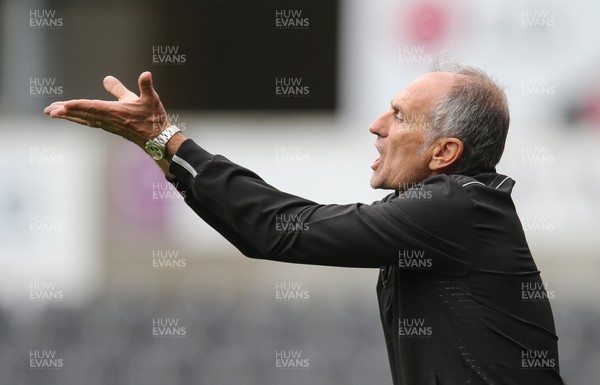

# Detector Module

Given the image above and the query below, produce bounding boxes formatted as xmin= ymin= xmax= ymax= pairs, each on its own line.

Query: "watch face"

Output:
xmin=145 ymin=142 xmax=164 ymax=160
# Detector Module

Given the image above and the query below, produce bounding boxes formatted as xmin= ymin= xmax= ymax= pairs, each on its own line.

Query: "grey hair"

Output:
xmin=425 ymin=62 xmax=510 ymax=173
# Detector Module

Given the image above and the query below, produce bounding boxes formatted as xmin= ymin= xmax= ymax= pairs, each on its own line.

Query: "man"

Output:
xmin=44 ymin=64 xmax=565 ymax=384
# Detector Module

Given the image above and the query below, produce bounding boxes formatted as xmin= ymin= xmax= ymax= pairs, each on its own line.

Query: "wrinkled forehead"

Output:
xmin=392 ymin=72 xmax=459 ymax=115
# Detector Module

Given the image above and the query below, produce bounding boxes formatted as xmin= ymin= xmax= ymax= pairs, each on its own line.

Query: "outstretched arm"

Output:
xmin=43 ymin=71 xmax=185 ymax=178
xmin=166 ymin=139 xmax=471 ymax=270
xmin=44 ymin=72 xmax=470 ymax=270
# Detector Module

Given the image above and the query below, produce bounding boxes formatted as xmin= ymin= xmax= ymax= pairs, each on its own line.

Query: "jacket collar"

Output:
xmin=451 ymin=172 xmax=515 ymax=193
xmin=390 ymin=170 xmax=516 ymax=197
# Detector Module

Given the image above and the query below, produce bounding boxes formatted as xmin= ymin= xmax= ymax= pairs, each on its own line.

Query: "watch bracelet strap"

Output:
xmin=154 ymin=125 xmax=181 ymax=146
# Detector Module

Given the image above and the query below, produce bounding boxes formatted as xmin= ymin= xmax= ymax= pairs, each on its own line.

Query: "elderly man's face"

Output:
xmin=369 ymin=72 xmax=456 ymax=190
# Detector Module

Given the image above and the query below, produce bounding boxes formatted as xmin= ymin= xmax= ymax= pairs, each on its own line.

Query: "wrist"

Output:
xmin=144 ymin=125 xmax=181 ymax=160
xmin=165 ymin=132 xmax=186 ymax=161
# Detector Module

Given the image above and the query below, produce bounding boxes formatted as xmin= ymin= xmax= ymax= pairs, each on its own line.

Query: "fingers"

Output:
xmin=44 ymin=100 xmax=105 ymax=128
xmin=138 ymin=71 xmax=158 ymax=101
xmin=52 ymin=105 xmax=104 ymax=122
xmin=46 ymin=99 xmax=115 ymax=120
xmin=104 ymin=75 xmax=137 ymax=101
xmin=43 ymin=101 xmax=66 ymax=115
xmin=53 ymin=114 xmax=102 ymax=128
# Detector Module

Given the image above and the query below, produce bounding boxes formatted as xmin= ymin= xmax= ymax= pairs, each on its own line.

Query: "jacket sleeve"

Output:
xmin=167 ymin=139 xmax=473 ymax=271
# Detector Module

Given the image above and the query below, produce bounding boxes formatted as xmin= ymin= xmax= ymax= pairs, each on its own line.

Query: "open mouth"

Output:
xmin=372 ymin=141 xmax=384 ymax=170
xmin=371 ymin=156 xmax=382 ymax=170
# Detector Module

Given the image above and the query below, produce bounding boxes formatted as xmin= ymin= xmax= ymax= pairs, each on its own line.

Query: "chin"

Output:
xmin=371 ymin=169 xmax=399 ymax=190
xmin=370 ymin=176 xmax=392 ymax=190
xmin=370 ymin=170 xmax=385 ymax=188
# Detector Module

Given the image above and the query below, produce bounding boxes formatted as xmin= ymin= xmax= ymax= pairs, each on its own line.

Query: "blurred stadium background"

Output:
xmin=1 ymin=0 xmax=600 ymax=384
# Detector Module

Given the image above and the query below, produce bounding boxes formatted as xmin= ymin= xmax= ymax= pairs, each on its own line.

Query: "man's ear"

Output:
xmin=428 ymin=138 xmax=464 ymax=173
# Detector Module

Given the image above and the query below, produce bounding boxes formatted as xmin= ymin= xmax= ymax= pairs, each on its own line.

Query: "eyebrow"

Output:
xmin=390 ymin=101 xmax=404 ymax=113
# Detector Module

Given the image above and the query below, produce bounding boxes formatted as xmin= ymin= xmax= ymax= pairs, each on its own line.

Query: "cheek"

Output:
xmin=389 ymin=131 xmax=418 ymax=157
xmin=388 ymin=132 xmax=426 ymax=168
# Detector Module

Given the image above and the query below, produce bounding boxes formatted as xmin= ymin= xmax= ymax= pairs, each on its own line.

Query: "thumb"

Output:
xmin=138 ymin=71 xmax=158 ymax=101
xmin=103 ymin=75 xmax=137 ymax=101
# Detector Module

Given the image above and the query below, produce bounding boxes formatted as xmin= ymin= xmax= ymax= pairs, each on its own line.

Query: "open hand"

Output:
xmin=44 ymin=71 xmax=170 ymax=147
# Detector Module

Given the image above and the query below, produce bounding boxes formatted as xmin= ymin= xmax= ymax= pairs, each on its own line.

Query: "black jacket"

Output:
xmin=168 ymin=139 xmax=564 ymax=385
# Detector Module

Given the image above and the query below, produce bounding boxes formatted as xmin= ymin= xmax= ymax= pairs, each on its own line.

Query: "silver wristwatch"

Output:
xmin=145 ymin=125 xmax=181 ymax=160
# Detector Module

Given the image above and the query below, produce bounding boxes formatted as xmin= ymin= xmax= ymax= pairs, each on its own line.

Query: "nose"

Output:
xmin=369 ymin=111 xmax=390 ymax=137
